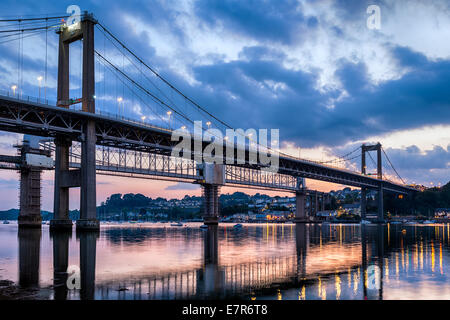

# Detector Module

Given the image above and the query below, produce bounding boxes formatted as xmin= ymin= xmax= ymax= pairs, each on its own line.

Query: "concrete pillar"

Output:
xmin=314 ymin=193 xmax=319 ymax=218
xmin=202 ymin=184 xmax=220 ymax=225
xmin=361 ymin=188 xmax=367 ymax=219
xmin=18 ymin=166 xmax=42 ymax=227
xmin=77 ymin=17 xmax=99 ymax=231
xmin=78 ymin=231 xmax=98 ymax=300
xmin=51 ymin=137 xmax=73 ymax=230
xmin=320 ymin=194 xmax=325 ymax=211
xmin=294 ymin=191 xmax=308 ymax=223
xmin=18 ymin=228 xmax=41 ymax=288
xmin=377 ymin=185 xmax=384 ymax=222
xmin=51 ymin=230 xmax=71 ymax=300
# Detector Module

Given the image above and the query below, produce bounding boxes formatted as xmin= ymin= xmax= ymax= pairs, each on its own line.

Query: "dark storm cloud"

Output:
xmin=183 ymin=44 xmax=450 ymax=148
xmin=193 ymin=0 xmax=318 ymax=45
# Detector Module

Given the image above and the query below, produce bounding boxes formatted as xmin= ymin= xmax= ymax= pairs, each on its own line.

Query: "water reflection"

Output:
xmin=51 ymin=230 xmax=71 ymax=300
xmin=18 ymin=228 xmax=41 ymax=288
xmin=78 ymin=231 xmax=98 ymax=300
xmin=4 ymin=223 xmax=450 ymax=300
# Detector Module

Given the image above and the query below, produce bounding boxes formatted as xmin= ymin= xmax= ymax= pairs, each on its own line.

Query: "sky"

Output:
xmin=0 ymin=0 xmax=449 ymax=211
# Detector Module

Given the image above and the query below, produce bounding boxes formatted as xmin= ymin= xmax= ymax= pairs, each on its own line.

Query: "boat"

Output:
xmin=233 ymin=223 xmax=243 ymax=229
xmin=171 ymin=222 xmax=183 ymax=227
xmin=200 ymin=225 xmax=209 ymax=229
xmin=423 ymin=220 xmax=436 ymax=224
xmin=360 ymin=220 xmax=371 ymax=224
xmin=3 ymin=220 xmax=10 ymax=224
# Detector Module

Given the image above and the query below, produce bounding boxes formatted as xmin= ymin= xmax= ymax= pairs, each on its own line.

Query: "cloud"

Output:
xmin=193 ymin=0 xmax=317 ymax=45
xmin=165 ymin=182 xmax=201 ymax=191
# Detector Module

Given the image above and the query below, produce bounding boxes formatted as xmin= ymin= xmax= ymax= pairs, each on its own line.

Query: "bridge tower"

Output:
xmin=361 ymin=143 xmax=384 ymax=222
xmin=51 ymin=12 xmax=99 ymax=231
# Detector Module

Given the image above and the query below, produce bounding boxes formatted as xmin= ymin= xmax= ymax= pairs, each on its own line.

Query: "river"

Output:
xmin=0 ymin=222 xmax=449 ymax=300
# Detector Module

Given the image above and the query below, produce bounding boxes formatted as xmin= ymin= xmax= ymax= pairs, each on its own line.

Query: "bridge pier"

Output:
xmin=50 ymin=137 xmax=73 ymax=230
xmin=77 ymin=120 xmax=99 ymax=230
xmin=198 ymin=163 xmax=224 ymax=225
xmin=18 ymin=141 xmax=47 ymax=228
xmin=294 ymin=191 xmax=308 ymax=223
xmin=361 ymin=188 xmax=367 ymax=219
xmin=202 ymin=184 xmax=220 ymax=225
xmin=377 ymin=185 xmax=384 ymax=222
xmin=18 ymin=166 xmax=42 ymax=228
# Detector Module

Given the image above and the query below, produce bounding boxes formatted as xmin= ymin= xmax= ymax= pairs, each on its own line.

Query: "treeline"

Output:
xmin=384 ymin=181 xmax=450 ymax=216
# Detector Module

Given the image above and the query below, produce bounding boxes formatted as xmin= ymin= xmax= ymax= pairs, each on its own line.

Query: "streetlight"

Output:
xmin=37 ymin=76 xmax=43 ymax=101
xmin=11 ymin=85 xmax=17 ymax=97
xmin=117 ymin=97 xmax=123 ymax=118
xmin=167 ymin=110 xmax=172 ymax=129
xmin=206 ymin=121 xmax=211 ymax=128
xmin=141 ymin=115 xmax=146 ymax=123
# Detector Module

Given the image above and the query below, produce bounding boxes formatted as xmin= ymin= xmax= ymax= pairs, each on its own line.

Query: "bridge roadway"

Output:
xmin=0 ymin=95 xmax=414 ymax=194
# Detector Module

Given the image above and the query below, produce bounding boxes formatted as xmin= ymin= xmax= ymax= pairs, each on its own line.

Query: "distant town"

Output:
xmin=1 ymin=182 xmax=449 ymax=224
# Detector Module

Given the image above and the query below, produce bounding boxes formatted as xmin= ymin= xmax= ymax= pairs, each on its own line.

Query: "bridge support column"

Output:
xmin=320 ymin=194 xmax=325 ymax=211
xmin=77 ymin=14 xmax=99 ymax=231
xmin=18 ymin=141 xmax=45 ymax=228
xmin=18 ymin=167 xmax=42 ymax=228
xmin=361 ymin=188 xmax=367 ymax=219
xmin=198 ymin=163 xmax=224 ymax=225
xmin=202 ymin=184 xmax=220 ymax=225
xmin=294 ymin=191 xmax=308 ymax=223
xmin=77 ymin=120 xmax=99 ymax=230
xmin=377 ymin=185 xmax=384 ymax=222
xmin=51 ymin=137 xmax=73 ymax=230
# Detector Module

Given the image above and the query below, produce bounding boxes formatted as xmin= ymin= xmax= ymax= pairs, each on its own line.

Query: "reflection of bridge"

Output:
xmin=0 ymin=12 xmax=416 ymax=231
xmin=17 ymin=223 xmax=448 ymax=300
xmin=16 ymin=224 xmax=395 ymax=300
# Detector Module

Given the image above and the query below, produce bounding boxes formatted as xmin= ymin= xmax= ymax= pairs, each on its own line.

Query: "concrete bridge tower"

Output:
xmin=51 ymin=12 xmax=99 ymax=231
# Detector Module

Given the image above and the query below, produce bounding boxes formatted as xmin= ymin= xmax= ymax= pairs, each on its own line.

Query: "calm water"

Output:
xmin=1 ymin=222 xmax=450 ymax=300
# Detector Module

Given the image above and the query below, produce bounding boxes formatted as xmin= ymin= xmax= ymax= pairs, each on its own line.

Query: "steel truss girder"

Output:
xmin=0 ymin=96 xmax=415 ymax=194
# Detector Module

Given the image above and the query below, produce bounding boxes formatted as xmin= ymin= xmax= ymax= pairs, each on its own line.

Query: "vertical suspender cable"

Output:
xmin=44 ymin=17 xmax=48 ymax=102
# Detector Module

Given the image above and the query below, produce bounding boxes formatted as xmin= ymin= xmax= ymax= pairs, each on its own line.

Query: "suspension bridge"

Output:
xmin=0 ymin=12 xmax=416 ymax=230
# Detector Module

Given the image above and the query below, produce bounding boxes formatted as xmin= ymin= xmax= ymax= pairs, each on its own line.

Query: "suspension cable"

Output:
xmin=382 ymin=147 xmax=406 ymax=184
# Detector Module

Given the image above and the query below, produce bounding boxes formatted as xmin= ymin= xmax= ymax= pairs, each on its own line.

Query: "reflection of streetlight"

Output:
xmin=167 ymin=110 xmax=172 ymax=129
xmin=37 ymin=76 xmax=43 ymax=101
xmin=117 ymin=97 xmax=123 ymax=117
xmin=11 ymin=85 xmax=17 ymax=97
